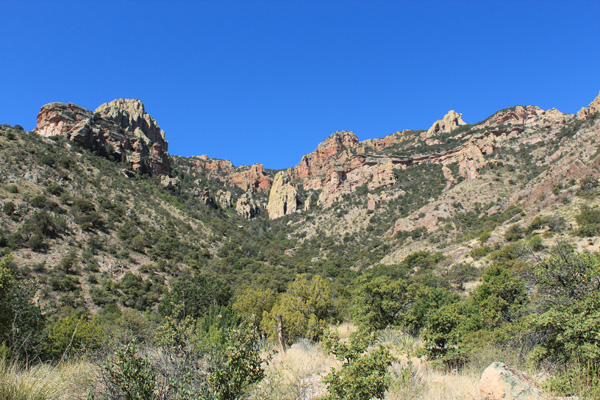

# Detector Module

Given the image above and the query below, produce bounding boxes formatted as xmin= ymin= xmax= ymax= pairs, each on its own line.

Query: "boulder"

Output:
xmin=479 ymin=362 xmax=545 ymax=400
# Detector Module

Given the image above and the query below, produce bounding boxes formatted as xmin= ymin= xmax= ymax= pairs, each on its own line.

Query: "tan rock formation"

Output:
xmin=267 ymin=171 xmax=298 ymax=219
xmin=160 ymin=176 xmax=180 ymax=191
xmin=577 ymin=90 xmax=600 ymax=119
xmin=35 ymin=100 xmax=171 ymax=175
xmin=426 ymin=110 xmax=466 ymax=137
xmin=458 ymin=141 xmax=488 ymax=180
xmin=216 ymin=190 xmax=233 ymax=209
xmin=95 ymin=99 xmax=168 ymax=151
xmin=483 ymin=105 xmax=566 ymax=128
xmin=479 ymin=362 xmax=545 ymax=400
xmin=230 ymin=163 xmax=272 ymax=193
xmin=236 ymin=193 xmax=261 ymax=219
xmin=442 ymin=165 xmax=455 ymax=189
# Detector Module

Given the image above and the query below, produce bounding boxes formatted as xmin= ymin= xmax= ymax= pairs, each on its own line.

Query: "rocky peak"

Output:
xmin=317 ymin=130 xmax=359 ymax=154
xmin=577 ymin=90 xmax=600 ymax=119
xmin=426 ymin=110 xmax=466 ymax=137
xmin=34 ymin=100 xmax=171 ymax=175
xmin=95 ymin=98 xmax=168 ymax=151
xmin=483 ymin=105 xmax=566 ymax=128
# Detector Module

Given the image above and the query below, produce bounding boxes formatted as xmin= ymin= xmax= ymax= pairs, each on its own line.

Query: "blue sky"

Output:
xmin=1 ymin=1 xmax=599 ymax=169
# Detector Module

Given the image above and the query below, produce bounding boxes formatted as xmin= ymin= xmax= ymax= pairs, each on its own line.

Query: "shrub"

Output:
xmin=159 ymin=273 xmax=232 ymax=320
xmin=321 ymin=331 xmax=395 ymax=400
xmin=100 ymin=340 xmax=158 ymax=400
xmin=2 ymin=201 xmax=15 ymax=216
xmin=576 ymin=207 xmax=600 ymax=237
xmin=44 ymin=314 xmax=106 ymax=360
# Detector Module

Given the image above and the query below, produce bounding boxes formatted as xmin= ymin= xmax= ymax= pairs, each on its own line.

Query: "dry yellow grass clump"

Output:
xmin=0 ymin=359 xmax=94 ymax=400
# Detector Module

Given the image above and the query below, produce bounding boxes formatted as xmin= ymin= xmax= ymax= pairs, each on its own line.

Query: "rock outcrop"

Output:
xmin=458 ymin=141 xmax=489 ymax=180
xmin=180 ymin=156 xmax=272 ymax=194
xmin=236 ymin=193 xmax=261 ymax=219
xmin=267 ymin=171 xmax=298 ymax=219
xmin=426 ymin=110 xmax=466 ymax=137
xmin=160 ymin=176 xmax=180 ymax=191
xmin=483 ymin=105 xmax=566 ymax=129
xmin=577 ymin=90 xmax=600 ymax=119
xmin=216 ymin=190 xmax=233 ymax=209
xmin=442 ymin=165 xmax=455 ymax=189
xmin=35 ymin=99 xmax=171 ymax=175
xmin=479 ymin=362 xmax=545 ymax=400
xmin=230 ymin=163 xmax=272 ymax=193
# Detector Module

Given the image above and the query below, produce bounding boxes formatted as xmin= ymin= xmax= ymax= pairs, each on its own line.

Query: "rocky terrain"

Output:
xmin=0 ymin=93 xmax=598 ymax=313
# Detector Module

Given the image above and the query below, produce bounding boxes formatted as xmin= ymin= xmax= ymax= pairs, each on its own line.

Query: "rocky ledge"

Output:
xmin=35 ymin=99 xmax=171 ymax=176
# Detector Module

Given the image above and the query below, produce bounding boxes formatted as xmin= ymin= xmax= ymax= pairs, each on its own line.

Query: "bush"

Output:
xmin=100 ymin=340 xmax=158 ymax=400
xmin=321 ymin=331 xmax=395 ymax=400
xmin=159 ymin=273 xmax=232 ymax=320
xmin=44 ymin=314 xmax=106 ymax=360
xmin=2 ymin=202 xmax=15 ymax=216
xmin=576 ymin=207 xmax=600 ymax=237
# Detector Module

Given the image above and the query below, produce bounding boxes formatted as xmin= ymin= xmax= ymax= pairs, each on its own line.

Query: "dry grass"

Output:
xmin=0 ymin=359 xmax=94 ymax=400
xmin=249 ymin=339 xmax=339 ymax=400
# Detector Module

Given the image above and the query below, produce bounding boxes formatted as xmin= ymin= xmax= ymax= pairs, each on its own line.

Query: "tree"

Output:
xmin=44 ymin=314 xmax=106 ymax=360
xmin=159 ymin=273 xmax=232 ymax=320
xmin=528 ymin=243 xmax=600 ymax=366
xmin=351 ymin=275 xmax=408 ymax=331
xmin=262 ymin=274 xmax=334 ymax=345
xmin=232 ymin=286 xmax=276 ymax=337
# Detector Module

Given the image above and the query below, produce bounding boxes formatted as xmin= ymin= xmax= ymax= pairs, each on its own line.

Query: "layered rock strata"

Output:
xmin=35 ymin=99 xmax=171 ymax=175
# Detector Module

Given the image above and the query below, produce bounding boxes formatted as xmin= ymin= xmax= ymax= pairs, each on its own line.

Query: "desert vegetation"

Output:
xmin=1 ymin=97 xmax=600 ymax=398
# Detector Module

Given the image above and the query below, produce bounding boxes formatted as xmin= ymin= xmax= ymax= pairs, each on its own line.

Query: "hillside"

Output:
xmin=2 ymin=91 xmax=600 ymax=399
xmin=1 ymin=93 xmax=600 ymax=310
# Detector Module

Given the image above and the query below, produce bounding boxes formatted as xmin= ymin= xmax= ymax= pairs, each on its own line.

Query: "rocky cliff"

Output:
xmin=35 ymin=99 xmax=171 ymax=175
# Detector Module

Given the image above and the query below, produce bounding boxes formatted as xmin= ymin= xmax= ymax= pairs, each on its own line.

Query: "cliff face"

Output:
xmin=35 ymin=99 xmax=171 ymax=175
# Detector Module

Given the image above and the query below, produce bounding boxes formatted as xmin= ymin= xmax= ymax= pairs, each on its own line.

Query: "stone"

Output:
xmin=458 ymin=141 xmax=488 ymax=180
xmin=35 ymin=100 xmax=171 ymax=175
xmin=442 ymin=165 xmax=455 ymax=189
xmin=267 ymin=171 xmax=298 ymax=219
xmin=217 ymin=190 xmax=233 ymax=209
xmin=425 ymin=110 xmax=466 ymax=137
xmin=577 ymin=90 xmax=600 ymax=119
xmin=479 ymin=362 xmax=545 ymax=400
xmin=160 ymin=176 xmax=180 ymax=191
xmin=236 ymin=192 xmax=260 ymax=219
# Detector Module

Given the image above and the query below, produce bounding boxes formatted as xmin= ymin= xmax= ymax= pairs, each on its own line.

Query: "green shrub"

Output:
xmin=576 ymin=207 xmax=600 ymax=237
xmin=262 ymin=274 xmax=334 ymax=345
xmin=100 ymin=340 xmax=158 ymax=400
xmin=2 ymin=202 xmax=15 ymax=216
xmin=159 ymin=273 xmax=232 ymax=320
xmin=44 ymin=314 xmax=105 ymax=360
xmin=321 ymin=331 xmax=395 ymax=400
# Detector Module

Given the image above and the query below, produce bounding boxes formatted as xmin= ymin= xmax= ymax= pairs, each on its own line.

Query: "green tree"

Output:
xmin=351 ymin=275 xmax=408 ymax=331
xmin=159 ymin=273 xmax=232 ymax=320
xmin=262 ymin=274 xmax=334 ymax=345
xmin=210 ymin=319 xmax=265 ymax=400
xmin=232 ymin=286 xmax=276 ymax=336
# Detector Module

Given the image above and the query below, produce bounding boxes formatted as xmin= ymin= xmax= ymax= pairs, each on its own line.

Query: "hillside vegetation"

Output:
xmin=1 ymin=92 xmax=600 ymax=398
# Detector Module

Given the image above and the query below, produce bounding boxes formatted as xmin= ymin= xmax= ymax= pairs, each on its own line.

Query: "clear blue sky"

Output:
xmin=1 ymin=1 xmax=599 ymax=169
